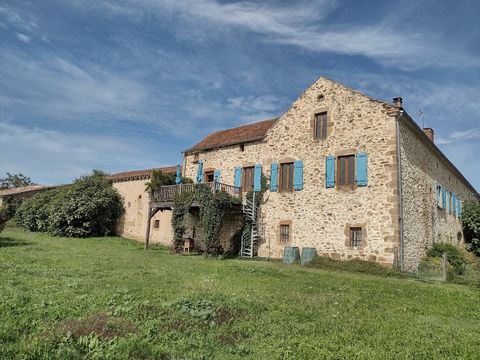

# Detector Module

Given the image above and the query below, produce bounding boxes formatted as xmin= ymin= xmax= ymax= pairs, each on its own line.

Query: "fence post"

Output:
xmin=441 ymin=252 xmax=448 ymax=282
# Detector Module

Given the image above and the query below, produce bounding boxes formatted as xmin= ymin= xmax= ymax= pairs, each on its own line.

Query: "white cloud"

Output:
xmin=16 ymin=32 xmax=30 ymax=43
xmin=0 ymin=5 xmax=35 ymax=31
xmin=69 ymin=0 xmax=478 ymax=70
xmin=0 ymin=122 xmax=162 ymax=185
xmin=436 ymin=129 xmax=480 ymax=145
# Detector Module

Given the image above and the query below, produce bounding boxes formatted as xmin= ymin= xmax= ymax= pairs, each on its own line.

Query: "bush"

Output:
xmin=462 ymin=200 xmax=480 ymax=243
xmin=427 ymin=242 xmax=466 ymax=275
xmin=466 ymin=238 xmax=480 ymax=257
xmin=15 ymin=171 xmax=124 ymax=237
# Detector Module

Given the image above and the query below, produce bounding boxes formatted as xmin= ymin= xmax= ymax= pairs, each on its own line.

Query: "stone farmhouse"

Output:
xmin=112 ymin=77 xmax=479 ymax=271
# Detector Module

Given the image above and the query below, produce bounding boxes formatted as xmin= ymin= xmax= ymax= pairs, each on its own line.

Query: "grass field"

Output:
xmin=1 ymin=227 xmax=480 ymax=359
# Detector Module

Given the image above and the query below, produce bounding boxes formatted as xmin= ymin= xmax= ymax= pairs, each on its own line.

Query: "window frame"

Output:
xmin=279 ymin=224 xmax=291 ymax=243
xmin=313 ymin=111 xmax=328 ymax=140
xmin=350 ymin=227 xmax=362 ymax=248
xmin=204 ymin=170 xmax=215 ymax=183
xmin=336 ymin=154 xmax=356 ymax=188
xmin=154 ymin=220 xmax=160 ymax=229
xmin=279 ymin=162 xmax=294 ymax=192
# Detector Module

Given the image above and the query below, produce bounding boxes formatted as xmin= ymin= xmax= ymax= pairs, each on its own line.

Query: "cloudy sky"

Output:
xmin=0 ymin=0 xmax=479 ymax=190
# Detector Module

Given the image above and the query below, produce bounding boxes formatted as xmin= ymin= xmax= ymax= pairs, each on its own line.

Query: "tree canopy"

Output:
xmin=0 ymin=173 xmax=34 ymax=190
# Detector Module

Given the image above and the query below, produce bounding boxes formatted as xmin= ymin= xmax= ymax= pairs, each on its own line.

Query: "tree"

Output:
xmin=0 ymin=173 xmax=34 ymax=189
xmin=462 ymin=200 xmax=480 ymax=242
xmin=145 ymin=170 xmax=193 ymax=192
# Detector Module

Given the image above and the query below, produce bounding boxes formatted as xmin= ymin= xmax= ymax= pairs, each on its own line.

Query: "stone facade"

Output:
xmin=113 ymin=179 xmax=173 ymax=246
xmin=399 ymin=119 xmax=477 ymax=271
xmin=182 ymin=77 xmax=478 ymax=267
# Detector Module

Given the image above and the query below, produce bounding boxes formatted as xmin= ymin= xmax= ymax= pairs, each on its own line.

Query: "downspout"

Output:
xmin=395 ymin=112 xmax=405 ymax=271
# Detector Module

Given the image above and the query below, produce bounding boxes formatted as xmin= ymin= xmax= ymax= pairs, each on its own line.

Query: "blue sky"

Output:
xmin=0 ymin=0 xmax=479 ymax=190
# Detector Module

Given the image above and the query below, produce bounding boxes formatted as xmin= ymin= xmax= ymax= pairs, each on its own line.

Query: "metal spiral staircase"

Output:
xmin=240 ymin=192 xmax=261 ymax=257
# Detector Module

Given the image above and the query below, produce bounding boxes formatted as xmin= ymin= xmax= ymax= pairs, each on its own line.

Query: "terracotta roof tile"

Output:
xmin=108 ymin=166 xmax=176 ymax=182
xmin=186 ymin=118 xmax=278 ymax=153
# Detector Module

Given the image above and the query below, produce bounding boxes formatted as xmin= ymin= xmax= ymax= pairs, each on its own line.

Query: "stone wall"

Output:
xmin=113 ymin=179 xmax=173 ymax=246
xmin=399 ymin=119 xmax=476 ymax=271
xmin=184 ymin=77 xmax=401 ymax=265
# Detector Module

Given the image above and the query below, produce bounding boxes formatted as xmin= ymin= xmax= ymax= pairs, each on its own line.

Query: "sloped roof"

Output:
xmin=0 ymin=185 xmax=59 ymax=197
xmin=109 ymin=166 xmax=177 ymax=182
xmin=185 ymin=118 xmax=278 ymax=153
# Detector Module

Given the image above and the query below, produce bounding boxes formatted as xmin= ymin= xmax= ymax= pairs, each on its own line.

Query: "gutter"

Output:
xmin=395 ymin=111 xmax=405 ymax=271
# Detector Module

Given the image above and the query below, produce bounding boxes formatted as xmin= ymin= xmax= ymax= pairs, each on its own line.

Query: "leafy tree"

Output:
xmin=462 ymin=200 xmax=480 ymax=242
xmin=0 ymin=173 xmax=34 ymax=189
xmin=15 ymin=171 xmax=124 ymax=237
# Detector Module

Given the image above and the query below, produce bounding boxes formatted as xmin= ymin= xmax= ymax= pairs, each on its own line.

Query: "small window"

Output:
xmin=243 ymin=166 xmax=254 ymax=191
xmin=204 ymin=170 xmax=214 ymax=182
xmin=350 ymin=227 xmax=362 ymax=248
xmin=279 ymin=162 xmax=294 ymax=192
xmin=154 ymin=220 xmax=160 ymax=229
xmin=280 ymin=224 xmax=290 ymax=243
xmin=239 ymin=144 xmax=245 ymax=152
xmin=337 ymin=155 xmax=355 ymax=187
xmin=128 ymin=202 xmax=131 ymax=208
xmin=314 ymin=112 xmax=328 ymax=140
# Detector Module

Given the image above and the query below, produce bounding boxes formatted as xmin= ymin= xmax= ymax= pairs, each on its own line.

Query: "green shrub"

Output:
xmin=462 ymin=200 xmax=480 ymax=242
xmin=427 ymin=242 xmax=466 ymax=275
xmin=466 ymin=238 xmax=480 ymax=257
xmin=15 ymin=171 xmax=124 ymax=237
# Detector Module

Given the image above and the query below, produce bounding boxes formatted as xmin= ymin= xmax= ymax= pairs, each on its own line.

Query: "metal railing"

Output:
xmin=151 ymin=182 xmax=242 ymax=203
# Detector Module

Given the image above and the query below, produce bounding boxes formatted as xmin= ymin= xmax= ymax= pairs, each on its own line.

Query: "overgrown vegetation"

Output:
xmin=463 ymin=200 xmax=480 ymax=257
xmin=1 ymin=227 xmax=480 ymax=359
xmin=427 ymin=242 xmax=467 ymax=274
xmin=145 ymin=169 xmax=193 ymax=192
xmin=171 ymin=184 xmax=241 ymax=256
xmin=0 ymin=172 xmax=34 ymax=189
xmin=15 ymin=171 xmax=123 ymax=237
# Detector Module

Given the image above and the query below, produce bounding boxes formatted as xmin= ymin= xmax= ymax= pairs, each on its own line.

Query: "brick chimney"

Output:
xmin=423 ymin=128 xmax=434 ymax=143
xmin=392 ymin=97 xmax=403 ymax=109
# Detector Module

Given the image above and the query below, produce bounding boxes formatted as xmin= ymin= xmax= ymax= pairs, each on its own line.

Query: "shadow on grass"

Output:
xmin=0 ymin=236 xmax=32 ymax=248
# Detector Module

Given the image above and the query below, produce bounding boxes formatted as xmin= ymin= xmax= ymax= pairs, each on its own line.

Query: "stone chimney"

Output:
xmin=423 ymin=128 xmax=434 ymax=143
xmin=392 ymin=97 xmax=403 ymax=109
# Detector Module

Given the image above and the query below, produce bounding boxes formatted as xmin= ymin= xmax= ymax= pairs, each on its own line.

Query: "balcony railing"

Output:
xmin=151 ymin=182 xmax=242 ymax=204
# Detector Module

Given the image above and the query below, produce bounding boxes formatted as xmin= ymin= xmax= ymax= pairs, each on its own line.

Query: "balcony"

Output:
xmin=150 ymin=182 xmax=242 ymax=209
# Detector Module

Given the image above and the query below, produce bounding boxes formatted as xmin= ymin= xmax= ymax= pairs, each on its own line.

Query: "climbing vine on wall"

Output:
xmin=171 ymin=184 xmax=241 ymax=256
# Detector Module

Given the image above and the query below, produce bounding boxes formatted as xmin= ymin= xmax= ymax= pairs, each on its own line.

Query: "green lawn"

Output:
xmin=1 ymin=228 xmax=479 ymax=359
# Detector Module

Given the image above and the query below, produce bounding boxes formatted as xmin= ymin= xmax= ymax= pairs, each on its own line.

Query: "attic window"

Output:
xmin=317 ymin=94 xmax=325 ymax=102
xmin=239 ymin=144 xmax=245 ymax=152
xmin=193 ymin=154 xmax=199 ymax=163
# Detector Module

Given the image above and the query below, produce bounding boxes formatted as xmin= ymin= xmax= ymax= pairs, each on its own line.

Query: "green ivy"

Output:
xmin=171 ymin=184 xmax=240 ymax=256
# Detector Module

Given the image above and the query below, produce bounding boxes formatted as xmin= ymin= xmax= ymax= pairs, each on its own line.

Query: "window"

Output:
xmin=350 ymin=227 xmax=362 ymax=248
xmin=243 ymin=166 xmax=255 ymax=191
xmin=239 ymin=144 xmax=245 ymax=152
xmin=314 ymin=112 xmax=328 ymax=140
xmin=279 ymin=162 xmax=294 ymax=192
xmin=204 ymin=170 xmax=214 ymax=182
xmin=280 ymin=224 xmax=290 ymax=243
xmin=154 ymin=220 xmax=160 ymax=229
xmin=337 ymin=155 xmax=355 ymax=187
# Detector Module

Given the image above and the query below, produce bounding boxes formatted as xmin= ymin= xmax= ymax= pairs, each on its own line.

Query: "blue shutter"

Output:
xmin=452 ymin=192 xmax=456 ymax=217
xmin=356 ymin=152 xmax=368 ymax=186
xmin=196 ymin=161 xmax=204 ymax=183
xmin=326 ymin=156 xmax=335 ymax=188
xmin=253 ymin=164 xmax=262 ymax=192
xmin=442 ymin=186 xmax=446 ymax=209
xmin=234 ymin=167 xmax=242 ymax=189
xmin=449 ymin=192 xmax=453 ymax=213
xmin=293 ymin=160 xmax=303 ymax=191
xmin=459 ymin=199 xmax=462 ymax=218
xmin=270 ymin=163 xmax=278 ymax=192
xmin=214 ymin=169 xmax=221 ymax=183
xmin=175 ymin=164 xmax=182 ymax=184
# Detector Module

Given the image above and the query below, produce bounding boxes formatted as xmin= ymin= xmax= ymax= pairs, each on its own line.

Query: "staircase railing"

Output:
xmin=240 ymin=192 xmax=261 ymax=257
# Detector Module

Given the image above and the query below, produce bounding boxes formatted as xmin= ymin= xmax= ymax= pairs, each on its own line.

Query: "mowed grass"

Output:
xmin=1 ymin=228 xmax=480 ymax=359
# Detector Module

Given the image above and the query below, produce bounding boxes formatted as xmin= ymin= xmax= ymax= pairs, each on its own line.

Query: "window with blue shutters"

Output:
xmin=234 ymin=167 xmax=242 ymax=190
xmin=214 ymin=169 xmax=221 ymax=183
xmin=270 ymin=163 xmax=278 ymax=192
xmin=452 ymin=192 xmax=456 ymax=217
xmin=175 ymin=164 xmax=182 ymax=184
xmin=356 ymin=152 xmax=368 ymax=187
xmin=196 ymin=161 xmax=204 ymax=183
xmin=293 ymin=160 xmax=303 ymax=191
xmin=326 ymin=156 xmax=335 ymax=188
xmin=253 ymin=164 xmax=262 ymax=192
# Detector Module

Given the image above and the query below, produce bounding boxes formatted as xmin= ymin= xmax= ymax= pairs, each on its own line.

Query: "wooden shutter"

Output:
xmin=293 ymin=160 xmax=303 ymax=191
xmin=326 ymin=156 xmax=335 ymax=188
xmin=253 ymin=164 xmax=262 ymax=192
xmin=270 ymin=163 xmax=278 ymax=192
xmin=214 ymin=169 xmax=221 ymax=183
xmin=356 ymin=152 xmax=368 ymax=186
xmin=196 ymin=161 xmax=204 ymax=183
xmin=234 ymin=167 xmax=242 ymax=189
